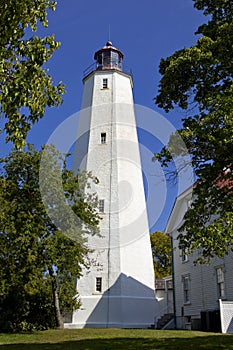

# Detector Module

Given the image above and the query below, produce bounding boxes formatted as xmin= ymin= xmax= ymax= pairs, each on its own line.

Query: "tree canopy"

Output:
xmin=154 ymin=0 xmax=233 ymax=260
xmin=150 ymin=232 xmax=172 ymax=278
xmin=0 ymin=146 xmax=100 ymax=331
xmin=0 ymin=0 xmax=64 ymax=149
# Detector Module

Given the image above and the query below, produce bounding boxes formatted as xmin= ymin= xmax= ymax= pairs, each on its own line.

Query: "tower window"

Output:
xmin=101 ymin=132 xmax=106 ymax=144
xmin=96 ymin=277 xmax=102 ymax=292
xmin=99 ymin=199 xmax=104 ymax=213
xmin=102 ymin=78 xmax=108 ymax=89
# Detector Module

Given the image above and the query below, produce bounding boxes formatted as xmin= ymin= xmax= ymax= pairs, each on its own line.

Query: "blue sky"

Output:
xmin=2 ymin=0 xmax=206 ymax=232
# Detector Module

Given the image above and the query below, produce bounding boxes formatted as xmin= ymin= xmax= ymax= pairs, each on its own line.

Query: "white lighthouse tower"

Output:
xmin=67 ymin=41 xmax=159 ymax=328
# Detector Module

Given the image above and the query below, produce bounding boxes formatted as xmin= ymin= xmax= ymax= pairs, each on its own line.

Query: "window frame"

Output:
xmin=101 ymin=132 xmax=106 ymax=144
xmin=182 ymin=275 xmax=191 ymax=304
xmin=99 ymin=199 xmax=104 ymax=213
xmin=102 ymin=78 xmax=108 ymax=89
xmin=216 ymin=266 xmax=225 ymax=299
xmin=181 ymin=248 xmax=188 ymax=263
xmin=96 ymin=277 xmax=102 ymax=293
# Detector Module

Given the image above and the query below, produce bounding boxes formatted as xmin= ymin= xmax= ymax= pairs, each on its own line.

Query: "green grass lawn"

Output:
xmin=0 ymin=329 xmax=233 ymax=350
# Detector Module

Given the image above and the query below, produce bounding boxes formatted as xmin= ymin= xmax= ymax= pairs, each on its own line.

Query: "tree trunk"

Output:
xmin=48 ymin=267 xmax=64 ymax=329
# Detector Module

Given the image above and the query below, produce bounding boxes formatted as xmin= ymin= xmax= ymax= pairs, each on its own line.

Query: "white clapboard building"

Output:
xmin=165 ymin=185 xmax=233 ymax=333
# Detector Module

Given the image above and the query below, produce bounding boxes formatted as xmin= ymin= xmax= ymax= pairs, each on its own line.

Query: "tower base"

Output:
xmin=64 ymin=273 xmax=159 ymax=329
xmin=64 ymin=295 xmax=158 ymax=329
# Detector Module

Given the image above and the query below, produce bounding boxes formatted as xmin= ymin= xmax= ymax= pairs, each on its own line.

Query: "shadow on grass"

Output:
xmin=1 ymin=335 xmax=233 ymax=350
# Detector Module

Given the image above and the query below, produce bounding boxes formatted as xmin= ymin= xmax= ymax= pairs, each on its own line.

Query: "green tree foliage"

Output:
xmin=0 ymin=0 xmax=65 ymax=149
xmin=150 ymin=232 xmax=172 ymax=278
xmin=0 ymin=145 xmax=100 ymax=331
xmin=154 ymin=0 xmax=233 ymax=260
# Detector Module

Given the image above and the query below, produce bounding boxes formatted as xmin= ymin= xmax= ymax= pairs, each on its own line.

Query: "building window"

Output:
xmin=181 ymin=248 xmax=188 ymax=263
xmin=102 ymin=78 xmax=108 ymax=89
xmin=96 ymin=277 xmax=102 ymax=292
xmin=99 ymin=199 xmax=104 ymax=213
xmin=182 ymin=275 xmax=190 ymax=304
xmin=216 ymin=267 xmax=225 ymax=299
xmin=101 ymin=132 xmax=106 ymax=144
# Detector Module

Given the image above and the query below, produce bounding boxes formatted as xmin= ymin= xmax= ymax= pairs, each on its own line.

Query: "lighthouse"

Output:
xmin=67 ymin=41 xmax=159 ymax=328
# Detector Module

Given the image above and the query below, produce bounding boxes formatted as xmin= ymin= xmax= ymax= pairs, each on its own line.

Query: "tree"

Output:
xmin=0 ymin=145 xmax=100 ymax=331
xmin=150 ymin=232 xmax=172 ymax=278
xmin=0 ymin=0 xmax=64 ymax=149
xmin=154 ymin=0 xmax=233 ymax=261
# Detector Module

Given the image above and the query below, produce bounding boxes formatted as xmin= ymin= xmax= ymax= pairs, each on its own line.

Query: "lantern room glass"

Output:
xmin=96 ymin=50 xmax=122 ymax=71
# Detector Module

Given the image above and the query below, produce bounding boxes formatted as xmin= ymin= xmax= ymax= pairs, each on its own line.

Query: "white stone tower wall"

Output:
xmin=67 ymin=64 xmax=159 ymax=328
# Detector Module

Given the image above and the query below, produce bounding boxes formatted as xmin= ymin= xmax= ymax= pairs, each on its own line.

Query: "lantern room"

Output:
xmin=94 ymin=41 xmax=124 ymax=71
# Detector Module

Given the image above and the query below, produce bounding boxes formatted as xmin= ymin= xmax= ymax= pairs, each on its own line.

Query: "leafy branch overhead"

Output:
xmin=154 ymin=0 xmax=233 ymax=259
xmin=0 ymin=0 xmax=65 ymax=149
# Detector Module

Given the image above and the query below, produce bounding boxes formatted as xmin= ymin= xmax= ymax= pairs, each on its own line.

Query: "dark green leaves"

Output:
xmin=154 ymin=0 xmax=233 ymax=260
xmin=0 ymin=0 xmax=64 ymax=149
xmin=0 ymin=146 xmax=100 ymax=330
